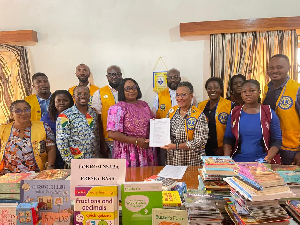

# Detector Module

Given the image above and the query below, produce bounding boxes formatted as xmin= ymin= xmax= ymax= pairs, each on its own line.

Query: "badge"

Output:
xmin=278 ymin=96 xmax=293 ymax=110
xmin=187 ymin=117 xmax=197 ymax=130
xmin=103 ymin=95 xmax=108 ymax=99
xmin=218 ymin=112 xmax=229 ymax=125
xmin=169 ymin=108 xmax=174 ymax=113
xmin=160 ymin=104 xmax=166 ymax=111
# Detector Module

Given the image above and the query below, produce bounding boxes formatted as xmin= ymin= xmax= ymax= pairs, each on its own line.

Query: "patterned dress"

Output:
xmin=107 ymin=100 xmax=157 ymax=167
xmin=3 ymin=123 xmax=55 ymax=173
xmin=56 ymin=105 xmax=100 ymax=165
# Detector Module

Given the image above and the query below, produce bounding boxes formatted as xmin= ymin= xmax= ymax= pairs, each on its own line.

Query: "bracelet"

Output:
xmin=176 ymin=143 xmax=179 ymax=150
xmin=135 ymin=138 xmax=138 ymax=146
xmin=47 ymin=165 xmax=54 ymax=168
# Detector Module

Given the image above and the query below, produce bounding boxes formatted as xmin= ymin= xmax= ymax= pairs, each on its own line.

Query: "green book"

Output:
xmin=121 ymin=182 xmax=163 ymax=225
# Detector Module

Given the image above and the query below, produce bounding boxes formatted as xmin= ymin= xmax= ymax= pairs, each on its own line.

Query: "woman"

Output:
xmin=107 ymin=78 xmax=157 ymax=167
xmin=223 ymin=80 xmax=282 ymax=163
xmin=41 ymin=90 xmax=73 ymax=168
xmin=162 ymin=81 xmax=208 ymax=166
xmin=227 ymin=74 xmax=246 ymax=107
xmin=0 ymin=100 xmax=56 ymax=173
xmin=198 ymin=77 xmax=232 ymax=156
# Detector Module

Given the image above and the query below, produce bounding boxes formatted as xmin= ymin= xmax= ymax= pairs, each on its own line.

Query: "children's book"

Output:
xmin=33 ymin=169 xmax=70 ymax=180
xmin=41 ymin=212 xmax=72 ymax=225
xmin=162 ymin=191 xmax=181 ymax=207
xmin=16 ymin=202 xmax=39 ymax=225
xmin=20 ymin=180 xmax=71 ymax=213
xmin=0 ymin=203 xmax=18 ymax=225
xmin=152 ymin=208 xmax=188 ymax=225
xmin=201 ymin=156 xmax=236 ymax=168
xmin=74 ymin=185 xmax=118 ymax=225
xmin=121 ymin=182 xmax=163 ymax=225
xmin=0 ymin=173 xmax=36 ymax=194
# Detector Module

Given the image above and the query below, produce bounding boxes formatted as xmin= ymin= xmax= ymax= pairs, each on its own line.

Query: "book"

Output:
xmin=20 ymin=179 xmax=71 ymax=213
xmin=74 ymin=185 xmax=118 ymax=225
xmin=144 ymin=175 xmax=177 ymax=191
xmin=201 ymin=156 xmax=236 ymax=168
xmin=0 ymin=203 xmax=18 ymax=225
xmin=0 ymin=173 xmax=36 ymax=194
xmin=202 ymin=167 xmax=236 ymax=176
xmin=33 ymin=169 xmax=71 ymax=180
xmin=121 ymin=182 xmax=163 ymax=225
xmin=162 ymin=191 xmax=181 ymax=207
xmin=152 ymin=208 xmax=188 ymax=225
xmin=41 ymin=212 xmax=72 ymax=225
xmin=16 ymin=202 xmax=39 ymax=225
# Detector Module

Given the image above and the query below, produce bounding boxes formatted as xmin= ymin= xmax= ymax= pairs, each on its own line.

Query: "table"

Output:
xmin=125 ymin=166 xmax=200 ymax=189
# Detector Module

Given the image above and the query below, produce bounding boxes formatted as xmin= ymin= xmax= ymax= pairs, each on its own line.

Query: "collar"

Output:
xmin=108 ymin=84 xmax=118 ymax=92
xmin=36 ymin=93 xmax=51 ymax=101
xmin=73 ymin=105 xmax=92 ymax=115
xmin=268 ymin=76 xmax=290 ymax=90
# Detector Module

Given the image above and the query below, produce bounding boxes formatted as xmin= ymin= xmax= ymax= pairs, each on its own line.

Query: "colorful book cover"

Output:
xmin=16 ymin=202 xmax=39 ymax=225
xmin=121 ymin=182 xmax=163 ymax=225
xmin=20 ymin=180 xmax=71 ymax=213
xmin=74 ymin=185 xmax=118 ymax=225
xmin=152 ymin=208 xmax=188 ymax=225
xmin=41 ymin=212 xmax=72 ymax=225
xmin=201 ymin=156 xmax=236 ymax=168
xmin=0 ymin=173 xmax=36 ymax=194
xmin=0 ymin=203 xmax=18 ymax=225
xmin=33 ymin=169 xmax=70 ymax=180
xmin=162 ymin=191 xmax=181 ymax=207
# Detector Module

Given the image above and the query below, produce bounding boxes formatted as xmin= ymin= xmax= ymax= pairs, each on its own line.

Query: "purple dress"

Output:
xmin=107 ymin=100 xmax=157 ymax=167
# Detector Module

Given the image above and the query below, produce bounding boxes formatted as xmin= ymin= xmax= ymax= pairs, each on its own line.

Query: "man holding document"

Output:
xmin=159 ymin=81 xmax=208 ymax=166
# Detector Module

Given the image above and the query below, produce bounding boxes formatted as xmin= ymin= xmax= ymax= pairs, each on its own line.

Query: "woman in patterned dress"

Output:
xmin=107 ymin=78 xmax=157 ymax=167
xmin=0 ymin=100 xmax=56 ymax=173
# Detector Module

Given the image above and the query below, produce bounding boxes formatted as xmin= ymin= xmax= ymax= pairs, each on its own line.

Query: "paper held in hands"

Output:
xmin=149 ymin=118 xmax=171 ymax=147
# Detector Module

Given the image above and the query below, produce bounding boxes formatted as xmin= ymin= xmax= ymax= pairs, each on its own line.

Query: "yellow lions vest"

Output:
xmin=100 ymin=85 xmax=116 ymax=141
xmin=156 ymin=88 xmax=172 ymax=119
xmin=25 ymin=94 xmax=41 ymax=121
xmin=168 ymin=105 xmax=201 ymax=141
xmin=198 ymin=97 xmax=231 ymax=147
xmin=263 ymin=79 xmax=300 ymax=151
xmin=0 ymin=121 xmax=48 ymax=172
xmin=69 ymin=84 xmax=99 ymax=105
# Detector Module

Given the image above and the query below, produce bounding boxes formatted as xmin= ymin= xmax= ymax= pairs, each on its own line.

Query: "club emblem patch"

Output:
xmin=187 ymin=117 xmax=197 ymax=130
xmin=218 ymin=112 xmax=229 ymax=125
xmin=278 ymin=96 xmax=293 ymax=110
xmin=160 ymin=104 xmax=166 ymax=111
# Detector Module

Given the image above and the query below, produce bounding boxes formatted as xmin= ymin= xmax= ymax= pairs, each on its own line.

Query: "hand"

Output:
xmin=292 ymin=152 xmax=300 ymax=166
xmin=136 ymin=138 xmax=149 ymax=149
xmin=213 ymin=147 xmax=224 ymax=156
xmin=161 ymin=143 xmax=176 ymax=151
xmin=46 ymin=165 xmax=55 ymax=170
xmin=264 ymin=155 xmax=272 ymax=164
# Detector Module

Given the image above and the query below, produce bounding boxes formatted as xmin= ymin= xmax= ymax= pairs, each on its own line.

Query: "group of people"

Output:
xmin=0 ymin=53 xmax=299 ymax=173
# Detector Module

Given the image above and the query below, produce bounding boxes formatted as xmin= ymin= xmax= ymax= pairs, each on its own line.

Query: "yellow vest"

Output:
xmin=25 ymin=94 xmax=41 ymax=121
xmin=168 ymin=105 xmax=201 ymax=141
xmin=100 ymin=85 xmax=116 ymax=141
xmin=156 ymin=88 xmax=172 ymax=119
xmin=0 ymin=121 xmax=48 ymax=172
xmin=198 ymin=97 xmax=231 ymax=147
xmin=263 ymin=79 xmax=300 ymax=151
xmin=69 ymin=84 xmax=99 ymax=105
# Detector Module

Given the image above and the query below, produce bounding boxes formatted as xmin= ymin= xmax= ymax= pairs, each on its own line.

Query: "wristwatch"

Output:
xmin=176 ymin=143 xmax=179 ymax=150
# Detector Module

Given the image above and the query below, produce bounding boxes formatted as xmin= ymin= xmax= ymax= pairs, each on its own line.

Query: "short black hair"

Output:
xmin=271 ymin=54 xmax=290 ymax=64
xmin=118 ymin=78 xmax=142 ymax=101
xmin=10 ymin=100 xmax=31 ymax=113
xmin=32 ymin=72 xmax=47 ymax=82
xmin=177 ymin=81 xmax=194 ymax=94
xmin=48 ymin=90 xmax=74 ymax=122
xmin=229 ymin=74 xmax=246 ymax=91
xmin=241 ymin=79 xmax=260 ymax=90
xmin=73 ymin=85 xmax=89 ymax=95
xmin=205 ymin=77 xmax=223 ymax=91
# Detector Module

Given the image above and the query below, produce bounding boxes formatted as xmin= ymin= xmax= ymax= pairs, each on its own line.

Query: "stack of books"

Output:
xmin=224 ymin=162 xmax=293 ymax=224
xmin=285 ymin=200 xmax=300 ymax=223
xmin=162 ymin=191 xmax=183 ymax=209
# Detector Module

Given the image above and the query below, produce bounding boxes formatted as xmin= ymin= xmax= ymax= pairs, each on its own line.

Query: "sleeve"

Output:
xmin=186 ymin=113 xmax=209 ymax=150
xmin=91 ymin=90 xmax=102 ymax=114
xmin=152 ymin=93 xmax=159 ymax=116
xmin=296 ymin=87 xmax=300 ymax=118
xmin=43 ymin=123 xmax=55 ymax=146
xmin=56 ymin=113 xmax=73 ymax=164
xmin=92 ymin=111 xmax=101 ymax=158
xmin=269 ymin=109 xmax=282 ymax=149
xmin=106 ymin=105 xmax=124 ymax=132
xmin=223 ymin=114 xmax=236 ymax=146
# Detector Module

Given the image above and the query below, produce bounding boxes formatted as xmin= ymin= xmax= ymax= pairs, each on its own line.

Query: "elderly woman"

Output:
xmin=41 ymin=90 xmax=73 ymax=168
xmin=0 ymin=100 xmax=56 ymax=173
xmin=162 ymin=81 xmax=208 ymax=166
xmin=198 ymin=77 xmax=232 ymax=156
xmin=107 ymin=78 xmax=157 ymax=167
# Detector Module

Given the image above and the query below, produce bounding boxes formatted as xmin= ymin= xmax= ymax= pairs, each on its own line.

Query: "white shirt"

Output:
xmin=91 ymin=85 xmax=118 ymax=114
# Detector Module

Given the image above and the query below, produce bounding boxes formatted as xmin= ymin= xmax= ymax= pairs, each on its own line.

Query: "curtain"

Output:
xmin=210 ymin=30 xmax=298 ymax=97
xmin=0 ymin=44 xmax=31 ymax=124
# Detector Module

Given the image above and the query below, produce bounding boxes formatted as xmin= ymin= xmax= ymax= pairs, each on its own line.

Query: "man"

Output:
xmin=92 ymin=65 xmax=123 ymax=156
xmin=25 ymin=73 xmax=51 ymax=121
xmin=69 ymin=64 xmax=99 ymax=105
xmin=262 ymin=54 xmax=300 ymax=165
xmin=56 ymin=85 xmax=100 ymax=167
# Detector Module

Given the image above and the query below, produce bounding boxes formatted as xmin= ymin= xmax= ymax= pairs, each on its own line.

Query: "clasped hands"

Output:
xmin=136 ymin=138 xmax=149 ymax=149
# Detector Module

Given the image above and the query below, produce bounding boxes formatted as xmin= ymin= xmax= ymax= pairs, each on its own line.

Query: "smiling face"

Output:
xmin=176 ymin=86 xmax=193 ymax=109
xmin=106 ymin=67 xmax=122 ymax=89
xmin=167 ymin=71 xmax=181 ymax=90
xmin=76 ymin=64 xmax=90 ymax=84
xmin=267 ymin=57 xmax=290 ymax=84
xmin=11 ymin=102 xmax=31 ymax=124
xmin=241 ymin=82 xmax=260 ymax=105
xmin=73 ymin=86 xmax=90 ymax=107
xmin=206 ymin=81 xmax=222 ymax=101
xmin=55 ymin=93 xmax=71 ymax=114
xmin=32 ymin=76 xmax=50 ymax=96
xmin=124 ymin=80 xmax=138 ymax=102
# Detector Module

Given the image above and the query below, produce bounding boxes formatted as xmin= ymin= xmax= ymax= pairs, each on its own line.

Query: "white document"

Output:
xmin=157 ymin=165 xmax=188 ymax=179
xmin=149 ymin=118 xmax=171 ymax=147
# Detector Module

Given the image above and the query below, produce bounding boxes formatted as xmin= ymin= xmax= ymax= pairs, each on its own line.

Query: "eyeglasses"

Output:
xmin=176 ymin=93 xmax=189 ymax=98
xmin=107 ymin=73 xmax=122 ymax=78
xmin=13 ymin=108 xmax=31 ymax=114
xmin=124 ymin=85 xmax=138 ymax=92
xmin=75 ymin=93 xmax=90 ymax=97
xmin=168 ymin=75 xmax=180 ymax=80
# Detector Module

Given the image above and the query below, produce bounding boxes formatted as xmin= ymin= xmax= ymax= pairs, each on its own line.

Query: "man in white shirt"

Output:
xmin=92 ymin=65 xmax=122 ymax=157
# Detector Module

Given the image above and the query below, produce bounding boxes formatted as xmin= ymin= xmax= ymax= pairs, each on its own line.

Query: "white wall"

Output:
xmin=1 ymin=0 xmax=300 ymax=104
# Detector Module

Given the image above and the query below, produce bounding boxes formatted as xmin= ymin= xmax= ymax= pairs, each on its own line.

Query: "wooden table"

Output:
xmin=125 ymin=166 xmax=200 ymax=189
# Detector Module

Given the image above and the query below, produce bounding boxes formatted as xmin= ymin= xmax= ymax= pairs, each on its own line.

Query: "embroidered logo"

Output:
xmin=160 ymin=104 xmax=166 ymax=111
xmin=278 ymin=96 xmax=293 ymax=110
xmin=187 ymin=117 xmax=197 ymax=130
xmin=265 ymin=121 xmax=269 ymax=130
xmin=218 ymin=112 xmax=229 ymax=125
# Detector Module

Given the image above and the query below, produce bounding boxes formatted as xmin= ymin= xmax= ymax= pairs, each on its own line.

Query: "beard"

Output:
xmin=109 ymin=81 xmax=120 ymax=90
xmin=168 ymin=82 xmax=178 ymax=90
xmin=79 ymin=77 xmax=89 ymax=83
